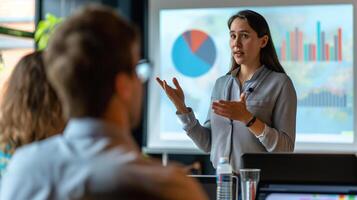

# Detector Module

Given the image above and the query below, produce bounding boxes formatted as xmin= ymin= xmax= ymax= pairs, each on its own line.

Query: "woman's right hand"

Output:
xmin=156 ymin=77 xmax=189 ymax=114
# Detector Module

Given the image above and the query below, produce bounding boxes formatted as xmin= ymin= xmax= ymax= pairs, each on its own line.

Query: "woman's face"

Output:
xmin=229 ymin=18 xmax=267 ymax=67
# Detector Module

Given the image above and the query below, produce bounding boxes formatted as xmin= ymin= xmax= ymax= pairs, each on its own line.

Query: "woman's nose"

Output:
xmin=234 ymin=37 xmax=242 ymax=47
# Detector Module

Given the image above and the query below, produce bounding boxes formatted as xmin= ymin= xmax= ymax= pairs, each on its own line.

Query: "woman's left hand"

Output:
xmin=212 ymin=93 xmax=253 ymax=123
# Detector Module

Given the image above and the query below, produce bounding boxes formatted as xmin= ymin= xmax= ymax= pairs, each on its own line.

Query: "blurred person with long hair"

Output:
xmin=0 ymin=51 xmax=65 ymax=177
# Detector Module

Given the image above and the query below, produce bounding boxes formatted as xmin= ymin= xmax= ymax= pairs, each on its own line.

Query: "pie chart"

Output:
xmin=171 ymin=30 xmax=216 ymax=77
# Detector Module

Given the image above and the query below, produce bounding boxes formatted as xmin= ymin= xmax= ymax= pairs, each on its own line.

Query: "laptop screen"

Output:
xmin=258 ymin=183 xmax=357 ymax=200
xmin=241 ymin=153 xmax=357 ymax=200
xmin=263 ymin=193 xmax=357 ymax=200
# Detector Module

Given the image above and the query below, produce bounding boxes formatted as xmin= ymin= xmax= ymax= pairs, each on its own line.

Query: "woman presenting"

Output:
xmin=157 ymin=10 xmax=297 ymax=172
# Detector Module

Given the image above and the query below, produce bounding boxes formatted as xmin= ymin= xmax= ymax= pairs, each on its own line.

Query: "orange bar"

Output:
xmin=325 ymin=44 xmax=329 ymax=61
xmin=338 ymin=28 xmax=342 ymax=61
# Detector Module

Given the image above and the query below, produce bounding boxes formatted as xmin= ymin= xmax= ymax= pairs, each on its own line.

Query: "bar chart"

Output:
xmin=276 ymin=22 xmax=343 ymax=62
xmin=298 ymin=90 xmax=347 ymax=107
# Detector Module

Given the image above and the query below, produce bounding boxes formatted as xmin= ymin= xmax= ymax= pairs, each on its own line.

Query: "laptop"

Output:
xmin=258 ymin=183 xmax=357 ymax=200
xmin=241 ymin=153 xmax=357 ymax=199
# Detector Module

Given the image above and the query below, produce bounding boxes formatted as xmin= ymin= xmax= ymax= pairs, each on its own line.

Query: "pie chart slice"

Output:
xmin=172 ymin=30 xmax=216 ymax=77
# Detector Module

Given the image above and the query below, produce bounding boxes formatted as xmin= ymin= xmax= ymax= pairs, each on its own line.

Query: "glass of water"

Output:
xmin=239 ymin=169 xmax=260 ymax=200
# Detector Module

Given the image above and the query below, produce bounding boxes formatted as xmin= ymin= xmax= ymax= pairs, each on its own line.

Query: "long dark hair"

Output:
xmin=227 ymin=10 xmax=285 ymax=73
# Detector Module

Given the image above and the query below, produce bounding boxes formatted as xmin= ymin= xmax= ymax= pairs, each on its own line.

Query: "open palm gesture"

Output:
xmin=212 ymin=93 xmax=252 ymax=123
xmin=156 ymin=77 xmax=189 ymax=113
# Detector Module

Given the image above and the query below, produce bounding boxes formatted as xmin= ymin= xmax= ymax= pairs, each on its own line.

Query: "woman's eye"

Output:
xmin=230 ymin=34 xmax=236 ymax=39
xmin=241 ymin=34 xmax=248 ymax=38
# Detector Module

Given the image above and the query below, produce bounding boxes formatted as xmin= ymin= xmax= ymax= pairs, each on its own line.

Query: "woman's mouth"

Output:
xmin=234 ymin=51 xmax=244 ymax=56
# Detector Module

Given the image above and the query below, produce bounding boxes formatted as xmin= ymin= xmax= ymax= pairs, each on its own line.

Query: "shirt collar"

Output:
xmin=230 ymin=65 xmax=267 ymax=82
xmin=63 ymin=118 xmax=139 ymax=152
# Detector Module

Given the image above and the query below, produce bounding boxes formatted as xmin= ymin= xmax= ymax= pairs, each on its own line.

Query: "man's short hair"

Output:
xmin=44 ymin=5 xmax=139 ymax=118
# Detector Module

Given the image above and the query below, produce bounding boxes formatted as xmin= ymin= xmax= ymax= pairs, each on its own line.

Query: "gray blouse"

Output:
xmin=177 ymin=66 xmax=297 ymax=172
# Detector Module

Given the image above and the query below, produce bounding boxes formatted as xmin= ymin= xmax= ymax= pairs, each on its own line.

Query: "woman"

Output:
xmin=157 ymin=10 xmax=297 ymax=172
xmin=0 ymin=51 xmax=65 ymax=176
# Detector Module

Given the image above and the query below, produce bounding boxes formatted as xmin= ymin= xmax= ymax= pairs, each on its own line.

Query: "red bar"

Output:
xmin=325 ymin=44 xmax=329 ymax=61
xmin=338 ymin=28 xmax=342 ymax=61
xmin=282 ymin=40 xmax=286 ymax=60
xmin=290 ymin=32 xmax=295 ymax=61
xmin=312 ymin=44 xmax=316 ymax=61
xmin=299 ymin=31 xmax=303 ymax=61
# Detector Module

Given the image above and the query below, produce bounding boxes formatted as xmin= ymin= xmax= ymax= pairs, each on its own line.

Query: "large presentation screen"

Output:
xmin=147 ymin=0 xmax=355 ymax=153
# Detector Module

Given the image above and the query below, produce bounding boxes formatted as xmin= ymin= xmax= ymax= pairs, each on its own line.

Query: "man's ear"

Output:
xmin=114 ymin=73 xmax=132 ymax=102
xmin=260 ymin=35 xmax=269 ymax=48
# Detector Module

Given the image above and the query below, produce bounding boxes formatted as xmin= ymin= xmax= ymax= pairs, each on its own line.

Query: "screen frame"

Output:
xmin=146 ymin=0 xmax=357 ymax=153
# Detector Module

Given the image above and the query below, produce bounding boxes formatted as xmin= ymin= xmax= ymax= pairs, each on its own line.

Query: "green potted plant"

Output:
xmin=35 ymin=13 xmax=63 ymax=50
